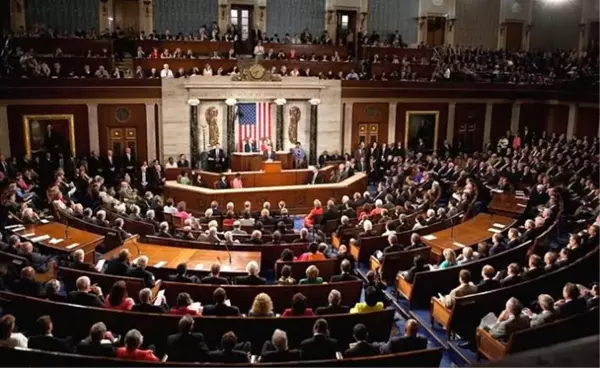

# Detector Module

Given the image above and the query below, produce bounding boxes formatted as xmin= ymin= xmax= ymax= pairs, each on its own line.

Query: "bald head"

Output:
xmin=404 ymin=319 xmax=418 ymax=337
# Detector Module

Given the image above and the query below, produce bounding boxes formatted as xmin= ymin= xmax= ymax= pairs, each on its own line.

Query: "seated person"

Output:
xmin=525 ymin=294 xmax=557 ymax=327
xmin=456 ymin=246 xmax=478 ymax=265
xmin=350 ymin=286 xmax=384 ymax=313
xmin=208 ymin=332 xmax=249 ymax=363
xmin=127 ymin=255 xmax=156 ymax=288
xmin=104 ymin=249 xmax=131 ymax=276
xmin=554 ymin=282 xmax=588 ymax=318
xmin=405 ymin=233 xmax=425 ymax=250
xmin=336 ymin=244 xmax=356 ymax=265
xmin=381 ymin=234 xmax=403 ymax=255
xmin=11 ymin=266 xmax=43 ymax=298
xmin=438 ymin=248 xmax=457 ymax=269
xmin=260 ymin=329 xmax=301 ymax=362
xmin=20 ymin=242 xmax=53 ymax=273
xmin=44 ymin=279 xmax=67 ymax=303
xmin=168 ymin=262 xmax=200 ymax=283
xmin=299 ymin=265 xmax=324 ymax=284
xmin=113 ymin=218 xmax=132 ymax=240
xmin=277 ymin=265 xmax=296 ymax=285
xmin=381 ymin=319 xmax=428 ymax=354
xmin=343 ymin=323 xmax=380 ymax=358
xmin=299 ymin=319 xmax=338 ymax=361
xmin=104 ymin=281 xmax=135 ymax=311
xmin=282 ymin=293 xmax=313 ymax=317
xmin=316 ymin=289 xmax=350 ymax=315
xmin=476 ymin=265 xmax=500 ymax=293
xmin=330 ymin=259 xmax=359 ymax=282
xmin=169 ymin=292 xmax=201 ymax=316
xmin=131 ymin=288 xmax=168 ymax=313
xmin=68 ymin=249 xmax=97 ymax=272
xmin=298 ymin=242 xmax=326 ymax=262
xmin=248 ymin=293 xmax=275 ymax=317
xmin=235 ymin=261 xmax=266 ymax=285
xmin=202 ymin=288 xmax=241 ymax=316
xmin=487 ymin=297 xmax=530 ymax=342
xmin=166 ymin=315 xmax=209 ymax=362
xmin=441 ymin=269 xmax=478 ymax=308
xmin=115 ymin=329 xmax=159 ymax=361
xmin=76 ymin=322 xmax=116 ymax=357
xmin=402 ymin=255 xmax=429 ymax=284
xmin=201 ymin=263 xmax=229 ymax=285
xmin=27 ymin=315 xmax=70 ymax=353
xmin=68 ymin=276 xmax=104 ymax=307
xmin=522 ymin=254 xmax=545 ymax=280
xmin=498 ymin=262 xmax=523 ymax=287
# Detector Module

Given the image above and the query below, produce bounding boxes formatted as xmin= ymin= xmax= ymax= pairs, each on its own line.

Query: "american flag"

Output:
xmin=237 ymin=102 xmax=272 ymax=151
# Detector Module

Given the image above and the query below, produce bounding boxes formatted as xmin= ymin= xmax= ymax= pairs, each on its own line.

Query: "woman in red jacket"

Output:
xmin=303 ymin=199 xmax=323 ymax=228
xmin=115 ymin=329 xmax=159 ymax=361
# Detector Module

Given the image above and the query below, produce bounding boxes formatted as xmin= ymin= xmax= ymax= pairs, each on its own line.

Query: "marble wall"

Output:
xmin=161 ymin=77 xmax=342 ymax=162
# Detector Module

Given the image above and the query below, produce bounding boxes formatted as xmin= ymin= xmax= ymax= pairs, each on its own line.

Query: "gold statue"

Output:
xmin=288 ymin=106 xmax=301 ymax=144
xmin=205 ymin=106 xmax=220 ymax=146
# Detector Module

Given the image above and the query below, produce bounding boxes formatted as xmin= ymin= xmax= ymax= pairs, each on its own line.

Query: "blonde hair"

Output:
xmin=443 ymin=248 xmax=457 ymax=263
xmin=250 ymin=293 xmax=273 ymax=316
xmin=313 ymin=199 xmax=322 ymax=208
xmin=305 ymin=265 xmax=319 ymax=279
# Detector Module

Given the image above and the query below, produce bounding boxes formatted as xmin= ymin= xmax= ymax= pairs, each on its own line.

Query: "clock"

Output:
xmin=248 ymin=64 xmax=265 ymax=80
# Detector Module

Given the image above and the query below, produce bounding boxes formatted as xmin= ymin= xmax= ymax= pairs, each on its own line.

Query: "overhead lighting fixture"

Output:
xmin=541 ymin=0 xmax=572 ymax=5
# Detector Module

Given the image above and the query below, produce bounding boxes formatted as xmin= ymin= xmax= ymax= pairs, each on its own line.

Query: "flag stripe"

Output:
xmin=236 ymin=102 xmax=272 ymax=152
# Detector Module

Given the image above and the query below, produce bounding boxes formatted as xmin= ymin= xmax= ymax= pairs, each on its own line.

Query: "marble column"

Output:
xmin=483 ymin=103 xmax=494 ymax=146
xmin=188 ymin=99 xmax=200 ymax=168
xmin=308 ymin=98 xmax=320 ymax=166
xmin=566 ymin=103 xmax=578 ymax=139
xmin=446 ymin=102 xmax=456 ymax=145
xmin=146 ymin=103 xmax=157 ymax=161
xmin=387 ymin=102 xmax=397 ymax=144
xmin=0 ymin=105 xmax=10 ymax=157
xmin=510 ymin=103 xmax=521 ymax=134
xmin=274 ymin=99 xmax=286 ymax=151
xmin=343 ymin=102 xmax=353 ymax=154
xmin=87 ymin=103 xmax=100 ymax=154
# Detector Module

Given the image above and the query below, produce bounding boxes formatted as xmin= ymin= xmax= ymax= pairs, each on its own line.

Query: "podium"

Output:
xmin=263 ymin=161 xmax=282 ymax=173
xmin=231 ymin=152 xmax=293 ymax=172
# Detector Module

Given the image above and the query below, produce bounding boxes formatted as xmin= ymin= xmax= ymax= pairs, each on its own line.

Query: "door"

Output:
xmin=114 ymin=0 xmax=139 ymax=34
xmin=505 ymin=22 xmax=523 ymax=50
xmin=230 ymin=4 xmax=253 ymax=54
xmin=426 ymin=17 xmax=445 ymax=46
xmin=357 ymin=123 xmax=379 ymax=146
xmin=108 ymin=127 xmax=138 ymax=158
xmin=336 ymin=10 xmax=356 ymax=45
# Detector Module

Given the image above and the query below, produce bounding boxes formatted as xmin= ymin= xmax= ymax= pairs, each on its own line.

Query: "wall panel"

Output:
xmin=575 ymin=107 xmax=599 ymax=138
xmin=454 ymin=103 xmax=486 ymax=152
xmin=530 ymin=0 xmax=582 ymax=50
xmin=26 ymin=0 xmax=99 ymax=32
xmin=266 ymin=0 xmax=325 ymax=38
xmin=547 ymin=104 xmax=569 ymax=135
xmin=352 ymin=103 xmax=389 ymax=148
xmin=491 ymin=103 xmax=512 ymax=143
xmin=153 ymin=0 xmax=218 ymax=34
xmin=98 ymin=104 xmax=148 ymax=161
xmin=519 ymin=103 xmax=549 ymax=136
xmin=368 ymin=0 xmax=419 ymax=44
xmin=454 ymin=0 xmax=500 ymax=48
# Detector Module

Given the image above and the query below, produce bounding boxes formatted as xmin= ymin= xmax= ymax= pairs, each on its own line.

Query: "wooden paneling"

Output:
xmin=505 ymin=22 xmax=523 ymax=50
xmin=114 ymin=0 xmax=139 ymax=32
xmin=576 ymin=107 xmax=599 ymax=138
xmin=547 ymin=104 xmax=569 ymax=135
xmin=454 ymin=103 xmax=486 ymax=152
xmin=396 ymin=103 xmax=448 ymax=149
xmin=519 ymin=103 xmax=549 ymax=135
xmin=98 ymin=104 xmax=148 ymax=161
xmin=7 ymin=104 xmax=89 ymax=158
xmin=352 ymin=103 xmax=390 ymax=147
xmin=491 ymin=103 xmax=512 ymax=143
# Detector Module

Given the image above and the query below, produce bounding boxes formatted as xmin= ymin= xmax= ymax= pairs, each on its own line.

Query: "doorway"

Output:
xmin=505 ymin=22 xmax=523 ymax=50
xmin=230 ymin=4 xmax=254 ymax=55
xmin=426 ymin=17 xmax=446 ymax=46
xmin=357 ymin=123 xmax=380 ymax=146
xmin=336 ymin=10 xmax=356 ymax=45
xmin=114 ymin=0 xmax=139 ymax=35
xmin=107 ymin=127 xmax=139 ymax=157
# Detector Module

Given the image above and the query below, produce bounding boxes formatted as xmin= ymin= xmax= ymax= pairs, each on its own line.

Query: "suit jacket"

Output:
xmin=28 ymin=335 xmax=71 ymax=353
xmin=403 ymin=265 xmax=429 ymax=284
xmin=522 ymin=267 xmax=545 ymax=281
xmin=381 ymin=335 xmax=428 ymax=354
xmin=263 ymin=150 xmax=277 ymax=161
xmin=67 ymin=291 xmax=104 ymax=308
xmin=490 ymin=314 xmax=531 ymax=342
xmin=307 ymin=173 xmax=323 ymax=185
xmin=261 ymin=349 xmax=302 ymax=363
xmin=166 ymin=332 xmax=209 ymax=362
xmin=500 ymin=275 xmax=523 ymax=288
xmin=208 ymin=350 xmax=249 ymax=363
xmin=556 ymin=298 xmax=587 ymax=318
xmin=202 ymin=303 xmax=241 ymax=317
xmin=104 ymin=258 xmax=130 ymax=276
xmin=321 ymin=209 xmax=340 ymax=223
xmin=300 ymin=334 xmax=338 ymax=361
xmin=444 ymin=282 xmax=478 ymax=307
xmin=68 ymin=260 xmax=97 ymax=273
xmin=235 ymin=274 xmax=266 ymax=285
xmin=315 ymin=304 xmax=350 ymax=315
xmin=120 ymin=154 xmax=137 ymax=172
xmin=126 ymin=267 xmax=155 ymax=288
xmin=12 ymin=278 xmax=44 ymax=298
xmin=76 ymin=340 xmax=116 ymax=357
xmin=131 ymin=303 xmax=168 ymax=313
xmin=201 ymin=275 xmax=229 ymax=285
xmin=476 ymin=279 xmax=500 ymax=293
xmin=330 ymin=273 xmax=359 ymax=283
xmin=343 ymin=341 xmax=380 ymax=358
xmin=530 ymin=309 xmax=556 ymax=328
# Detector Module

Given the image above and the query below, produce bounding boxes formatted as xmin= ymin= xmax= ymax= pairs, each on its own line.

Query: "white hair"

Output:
xmin=76 ymin=276 xmax=91 ymax=291
xmin=375 ymin=199 xmax=383 ymax=208
xmin=246 ymin=261 xmax=259 ymax=275
xmin=271 ymin=329 xmax=288 ymax=351
xmin=363 ymin=220 xmax=373 ymax=231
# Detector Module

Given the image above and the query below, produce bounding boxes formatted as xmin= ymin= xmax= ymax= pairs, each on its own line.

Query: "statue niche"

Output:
xmin=288 ymin=106 xmax=301 ymax=144
xmin=205 ymin=106 xmax=220 ymax=146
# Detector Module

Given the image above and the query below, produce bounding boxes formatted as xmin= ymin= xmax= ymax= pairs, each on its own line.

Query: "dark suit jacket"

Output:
xmin=67 ymin=290 xmax=104 ymax=308
xmin=315 ymin=304 xmax=350 ymax=315
xmin=557 ymin=298 xmax=587 ymax=318
xmin=404 ymin=265 xmax=429 ymax=284
xmin=343 ymin=341 xmax=380 ymax=358
xmin=68 ymin=260 xmax=97 ymax=273
xmin=76 ymin=340 xmax=116 ymax=357
xmin=300 ymin=334 xmax=338 ymax=361
xmin=500 ymin=275 xmax=523 ymax=288
xmin=28 ymin=335 xmax=71 ymax=353
xmin=104 ymin=258 xmax=130 ymax=276
xmin=307 ymin=173 xmax=323 ymax=185
xmin=522 ymin=267 xmax=545 ymax=281
xmin=330 ymin=273 xmax=359 ymax=283
xmin=12 ymin=278 xmax=44 ymax=298
xmin=263 ymin=150 xmax=277 ymax=161
xmin=261 ymin=349 xmax=302 ymax=363
xmin=208 ymin=350 xmax=249 ymax=363
xmin=381 ymin=335 xmax=428 ymax=354
xmin=235 ymin=275 xmax=267 ymax=285
xmin=126 ymin=266 xmax=155 ymax=287
xmin=476 ymin=279 xmax=500 ymax=293
xmin=131 ymin=303 xmax=168 ymax=313
xmin=166 ymin=332 xmax=209 ymax=362
xmin=202 ymin=303 xmax=241 ymax=317
xmin=201 ymin=275 xmax=229 ymax=285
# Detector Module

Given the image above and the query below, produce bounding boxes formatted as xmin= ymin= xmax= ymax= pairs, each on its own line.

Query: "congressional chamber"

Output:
xmin=0 ymin=0 xmax=598 ymax=367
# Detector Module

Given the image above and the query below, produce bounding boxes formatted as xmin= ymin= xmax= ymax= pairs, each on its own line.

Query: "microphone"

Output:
xmin=133 ymin=236 xmax=141 ymax=256
xmin=221 ymin=241 xmax=233 ymax=265
xmin=64 ymin=221 xmax=70 ymax=240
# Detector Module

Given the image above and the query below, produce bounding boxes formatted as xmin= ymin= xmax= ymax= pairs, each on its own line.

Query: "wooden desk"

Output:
xmin=422 ymin=213 xmax=516 ymax=259
xmin=165 ymin=165 xmax=335 ymax=188
xmin=489 ymin=193 xmax=529 ymax=218
xmin=10 ymin=222 xmax=104 ymax=263
xmin=231 ymin=152 xmax=292 ymax=171
xmin=105 ymin=241 xmax=260 ymax=275
xmin=164 ymin=172 xmax=367 ymax=213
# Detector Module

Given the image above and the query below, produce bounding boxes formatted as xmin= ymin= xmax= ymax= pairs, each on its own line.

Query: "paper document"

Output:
xmin=452 ymin=242 xmax=466 ymax=248
xmin=492 ymin=223 xmax=506 ymax=229
xmin=479 ymin=312 xmax=498 ymax=329
xmin=194 ymin=264 xmax=204 ymax=270
xmin=31 ymin=234 xmax=51 ymax=242
xmin=40 ymin=219 xmax=50 ymax=224
xmin=5 ymin=224 xmax=23 ymax=229
xmin=491 ymin=189 xmax=504 ymax=193
xmin=515 ymin=196 xmax=528 ymax=200
xmin=21 ymin=232 xmax=35 ymax=237
xmin=95 ymin=259 xmax=106 ymax=272
xmin=422 ymin=234 xmax=437 ymax=241
xmin=487 ymin=228 xmax=501 ymax=234
xmin=516 ymin=203 xmax=527 ymax=208
xmin=66 ymin=243 xmax=80 ymax=249
xmin=154 ymin=261 xmax=167 ymax=268
xmin=153 ymin=289 xmax=166 ymax=306
xmin=224 ymin=299 xmax=231 ymax=307
xmin=49 ymin=238 xmax=64 ymax=245
xmin=11 ymin=227 xmax=25 ymax=232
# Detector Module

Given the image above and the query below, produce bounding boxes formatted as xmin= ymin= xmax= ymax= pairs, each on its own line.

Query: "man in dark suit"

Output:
xmin=201 ymin=263 xmax=229 ymax=285
xmin=208 ymin=143 xmax=227 ymax=172
xmin=555 ymin=282 xmax=588 ymax=318
xmin=476 ymin=265 xmax=501 ymax=293
xmin=208 ymin=332 xmax=249 ymax=363
xmin=260 ymin=329 xmax=301 ymax=363
xmin=307 ymin=167 xmax=323 ymax=185
xmin=12 ymin=266 xmax=44 ymax=298
xmin=216 ymin=175 xmax=229 ymax=189
xmin=27 ymin=315 xmax=70 ymax=353
xmin=68 ymin=276 xmax=105 ymax=307
xmin=169 ymin=263 xmax=200 ymax=283
xmin=330 ymin=259 xmax=359 ymax=283
xmin=20 ymin=242 xmax=52 ymax=273
xmin=202 ymin=288 xmax=241 ymax=317
xmin=381 ymin=319 xmax=427 ymax=354
xmin=177 ymin=154 xmax=190 ymax=168
xmin=131 ymin=288 xmax=169 ymax=313
xmin=243 ymin=138 xmax=258 ymax=153
xmin=235 ymin=261 xmax=266 ymax=285
xmin=343 ymin=324 xmax=380 ymax=358
xmin=316 ymin=289 xmax=350 ymax=315
xmin=263 ymin=145 xmax=277 ymax=161
xmin=300 ymin=319 xmax=338 ymax=361
xmin=522 ymin=254 xmax=545 ymax=281
xmin=321 ymin=200 xmax=340 ymax=224
xmin=120 ymin=147 xmax=137 ymax=178
xmin=126 ymin=255 xmax=156 ymax=288
xmin=68 ymin=249 xmax=97 ymax=272
xmin=166 ymin=315 xmax=209 ymax=362
xmin=104 ymin=249 xmax=131 ymax=276
xmin=148 ymin=161 xmax=166 ymax=192
xmin=499 ymin=263 xmax=523 ymax=288
xmin=76 ymin=322 xmax=116 ymax=357
xmin=101 ymin=149 xmax=118 ymax=187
